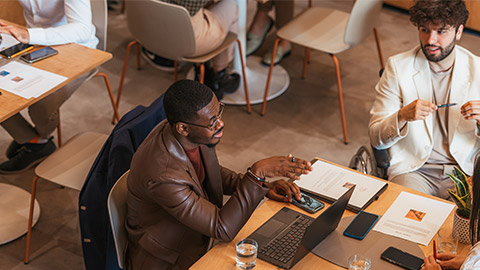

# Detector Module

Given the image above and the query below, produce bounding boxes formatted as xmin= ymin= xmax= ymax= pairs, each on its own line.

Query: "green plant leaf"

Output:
xmin=448 ymin=167 xmax=471 ymax=219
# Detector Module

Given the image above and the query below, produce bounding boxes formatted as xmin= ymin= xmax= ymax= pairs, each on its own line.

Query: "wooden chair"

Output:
xmin=263 ymin=0 xmax=384 ymax=144
xmin=107 ymin=170 xmax=130 ymax=269
xmin=114 ymin=0 xmax=251 ymax=123
xmin=24 ymin=132 xmax=108 ymax=263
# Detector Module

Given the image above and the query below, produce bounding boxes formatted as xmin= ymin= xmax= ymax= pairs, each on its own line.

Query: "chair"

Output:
xmin=349 ymin=145 xmax=390 ymax=179
xmin=114 ymin=0 xmax=251 ymax=122
xmin=56 ymin=0 xmax=120 ymax=145
xmin=262 ymin=0 xmax=384 ymax=144
xmin=107 ymin=170 xmax=130 ymax=269
xmin=24 ymin=131 xmax=108 ymax=263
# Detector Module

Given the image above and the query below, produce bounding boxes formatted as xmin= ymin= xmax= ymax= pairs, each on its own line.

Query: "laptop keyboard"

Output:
xmin=259 ymin=215 xmax=313 ymax=264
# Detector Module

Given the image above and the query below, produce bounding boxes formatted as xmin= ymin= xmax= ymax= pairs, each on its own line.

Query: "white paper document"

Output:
xmin=0 ymin=61 xmax=67 ymax=99
xmin=373 ymin=191 xmax=455 ymax=246
xmin=0 ymin=33 xmax=20 ymax=51
xmin=295 ymin=159 xmax=388 ymax=211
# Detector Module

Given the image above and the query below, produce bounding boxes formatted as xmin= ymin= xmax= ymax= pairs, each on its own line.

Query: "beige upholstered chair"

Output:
xmin=114 ymin=0 xmax=251 ymax=122
xmin=107 ymin=170 xmax=130 ymax=269
xmin=263 ymin=0 xmax=384 ymax=144
xmin=56 ymin=0 xmax=120 ymax=145
xmin=24 ymin=132 xmax=108 ymax=263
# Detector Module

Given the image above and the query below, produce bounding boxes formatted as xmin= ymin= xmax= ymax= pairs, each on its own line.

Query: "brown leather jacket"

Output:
xmin=126 ymin=120 xmax=268 ymax=269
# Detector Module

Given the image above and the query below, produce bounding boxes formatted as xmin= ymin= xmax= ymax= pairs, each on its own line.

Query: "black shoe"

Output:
xmin=213 ymin=69 xmax=240 ymax=94
xmin=6 ymin=141 xmax=23 ymax=159
xmin=0 ymin=139 xmax=56 ymax=174
xmin=141 ymin=47 xmax=175 ymax=72
xmin=194 ymin=63 xmax=225 ymax=100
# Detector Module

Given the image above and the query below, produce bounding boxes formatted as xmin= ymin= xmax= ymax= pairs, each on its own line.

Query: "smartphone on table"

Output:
xmin=381 ymin=246 xmax=424 ymax=270
xmin=0 ymin=43 xmax=33 ymax=59
xmin=343 ymin=211 xmax=379 ymax=240
xmin=20 ymin=46 xmax=58 ymax=63
xmin=290 ymin=191 xmax=325 ymax=213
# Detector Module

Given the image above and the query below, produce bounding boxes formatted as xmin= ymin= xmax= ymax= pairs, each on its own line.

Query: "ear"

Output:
xmin=456 ymin=25 xmax=464 ymax=41
xmin=175 ymin=122 xmax=189 ymax=137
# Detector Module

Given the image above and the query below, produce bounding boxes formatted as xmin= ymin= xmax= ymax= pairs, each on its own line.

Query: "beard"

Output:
xmin=421 ymin=37 xmax=456 ymax=62
xmin=207 ymin=127 xmax=224 ymax=148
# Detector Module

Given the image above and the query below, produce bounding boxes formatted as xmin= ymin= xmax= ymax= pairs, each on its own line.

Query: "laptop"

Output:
xmin=247 ymin=187 xmax=354 ymax=269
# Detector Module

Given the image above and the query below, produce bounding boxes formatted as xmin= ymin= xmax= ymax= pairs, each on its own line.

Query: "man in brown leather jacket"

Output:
xmin=126 ymin=80 xmax=313 ymax=269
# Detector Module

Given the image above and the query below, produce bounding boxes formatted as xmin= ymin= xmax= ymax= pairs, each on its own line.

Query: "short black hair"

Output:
xmin=409 ymin=0 xmax=469 ymax=30
xmin=163 ymin=79 xmax=214 ymax=125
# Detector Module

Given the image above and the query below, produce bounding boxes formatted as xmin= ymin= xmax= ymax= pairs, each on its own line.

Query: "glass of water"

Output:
xmin=437 ymin=227 xmax=458 ymax=254
xmin=236 ymin=238 xmax=258 ymax=269
xmin=348 ymin=254 xmax=371 ymax=270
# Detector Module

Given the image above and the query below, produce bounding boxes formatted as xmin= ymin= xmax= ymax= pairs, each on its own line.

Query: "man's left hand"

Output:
xmin=0 ymin=21 xmax=30 ymax=44
xmin=461 ymin=101 xmax=480 ymax=124
xmin=264 ymin=180 xmax=301 ymax=202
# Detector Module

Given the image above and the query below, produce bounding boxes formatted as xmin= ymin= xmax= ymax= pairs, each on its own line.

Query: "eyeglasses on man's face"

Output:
xmin=182 ymin=102 xmax=224 ymax=131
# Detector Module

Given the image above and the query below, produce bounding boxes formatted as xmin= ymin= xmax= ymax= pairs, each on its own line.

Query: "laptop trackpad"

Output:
xmin=256 ymin=219 xmax=285 ymax=238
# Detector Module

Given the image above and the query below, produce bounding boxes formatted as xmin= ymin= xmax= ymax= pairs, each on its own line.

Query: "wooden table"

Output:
xmin=191 ymin=175 xmax=470 ymax=269
xmin=0 ymin=43 xmax=112 ymax=122
xmin=0 ymin=42 xmax=111 ymax=245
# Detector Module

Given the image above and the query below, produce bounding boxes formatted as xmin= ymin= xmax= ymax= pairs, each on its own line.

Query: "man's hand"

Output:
xmin=436 ymin=252 xmax=466 ymax=269
xmin=264 ymin=180 xmax=301 ymax=202
xmin=398 ymin=99 xmax=437 ymax=125
xmin=0 ymin=21 xmax=30 ymax=44
xmin=249 ymin=155 xmax=313 ymax=181
xmin=461 ymin=101 xmax=480 ymax=124
xmin=421 ymin=255 xmax=442 ymax=270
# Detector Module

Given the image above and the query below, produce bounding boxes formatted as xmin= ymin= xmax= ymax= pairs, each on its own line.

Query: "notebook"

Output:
xmin=247 ymin=187 xmax=354 ymax=269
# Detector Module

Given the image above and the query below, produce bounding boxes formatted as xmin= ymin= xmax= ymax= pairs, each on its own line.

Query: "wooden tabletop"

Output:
xmin=191 ymin=172 xmax=470 ymax=269
xmin=0 ymin=43 xmax=112 ymax=122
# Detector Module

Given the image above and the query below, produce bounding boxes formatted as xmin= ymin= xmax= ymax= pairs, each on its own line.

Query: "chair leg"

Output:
xmin=24 ymin=176 xmax=40 ymax=264
xmin=373 ymin=27 xmax=384 ymax=69
xmin=121 ymin=0 xmax=126 ymax=14
xmin=174 ymin=61 xmax=178 ymax=82
xmin=302 ymin=48 xmax=310 ymax=79
xmin=235 ymin=39 xmax=251 ymax=114
xmin=261 ymin=38 xmax=281 ymax=116
xmin=113 ymin=40 xmax=139 ymax=124
xmin=199 ymin=64 xmax=205 ymax=84
xmin=95 ymin=72 xmax=121 ymax=123
xmin=330 ymin=54 xmax=348 ymax=144
xmin=57 ymin=109 xmax=62 ymax=147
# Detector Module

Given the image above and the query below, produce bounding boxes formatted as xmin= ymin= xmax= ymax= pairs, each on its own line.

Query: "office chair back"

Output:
xmin=344 ymin=0 xmax=382 ymax=47
xmin=108 ymin=170 xmax=130 ymax=269
xmin=125 ymin=0 xmax=196 ymax=60
xmin=91 ymin=0 xmax=108 ymax=51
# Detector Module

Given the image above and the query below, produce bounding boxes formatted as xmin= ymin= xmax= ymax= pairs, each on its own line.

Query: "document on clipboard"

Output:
xmin=295 ymin=158 xmax=388 ymax=212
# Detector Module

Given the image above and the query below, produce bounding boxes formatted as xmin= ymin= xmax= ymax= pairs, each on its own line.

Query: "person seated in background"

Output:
xmin=126 ymin=79 xmax=313 ymax=269
xmin=246 ymin=0 xmax=294 ymax=65
xmin=422 ymin=157 xmax=480 ymax=269
xmin=0 ymin=0 xmax=98 ymax=174
xmin=142 ymin=0 xmax=241 ymax=99
xmin=368 ymin=0 xmax=480 ymax=199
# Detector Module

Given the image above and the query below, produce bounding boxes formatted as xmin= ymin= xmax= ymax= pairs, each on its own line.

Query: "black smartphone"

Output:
xmin=20 ymin=47 xmax=58 ymax=63
xmin=0 ymin=43 xmax=33 ymax=59
xmin=343 ymin=211 xmax=379 ymax=240
xmin=381 ymin=246 xmax=424 ymax=270
xmin=291 ymin=191 xmax=325 ymax=213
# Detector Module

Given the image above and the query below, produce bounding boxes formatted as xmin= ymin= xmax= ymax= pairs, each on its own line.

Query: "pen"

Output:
xmin=437 ymin=103 xmax=457 ymax=108
xmin=9 ymin=45 xmax=33 ymax=59
xmin=433 ymin=239 xmax=437 ymax=260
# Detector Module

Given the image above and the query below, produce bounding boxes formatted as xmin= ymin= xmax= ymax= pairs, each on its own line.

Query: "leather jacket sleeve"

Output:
xmin=146 ymin=174 xmax=268 ymax=242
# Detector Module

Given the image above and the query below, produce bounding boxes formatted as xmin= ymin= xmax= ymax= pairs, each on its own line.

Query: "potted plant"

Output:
xmin=448 ymin=167 xmax=471 ymax=244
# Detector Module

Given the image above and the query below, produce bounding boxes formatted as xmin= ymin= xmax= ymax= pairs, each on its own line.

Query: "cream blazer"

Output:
xmin=369 ymin=46 xmax=480 ymax=179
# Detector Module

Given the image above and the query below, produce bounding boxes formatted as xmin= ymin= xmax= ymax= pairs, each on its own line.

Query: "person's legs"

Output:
xmin=246 ymin=1 xmax=274 ymax=56
xmin=390 ymin=164 xmax=454 ymax=199
xmin=0 ymin=73 xmax=89 ymax=173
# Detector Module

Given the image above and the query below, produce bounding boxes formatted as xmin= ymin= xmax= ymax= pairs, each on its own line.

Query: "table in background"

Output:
xmin=191 ymin=178 xmax=469 ymax=269
xmin=0 ymin=42 xmax=112 ymax=244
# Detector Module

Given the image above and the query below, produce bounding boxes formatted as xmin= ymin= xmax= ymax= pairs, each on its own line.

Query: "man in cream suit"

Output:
xmin=369 ymin=0 xmax=480 ymax=199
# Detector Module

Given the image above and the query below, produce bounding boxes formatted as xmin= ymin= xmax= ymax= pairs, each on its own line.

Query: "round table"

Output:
xmin=0 ymin=183 xmax=40 ymax=245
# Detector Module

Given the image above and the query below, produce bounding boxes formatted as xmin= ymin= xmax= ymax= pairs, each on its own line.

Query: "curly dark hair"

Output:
xmin=164 ymin=79 xmax=213 ymax=125
xmin=409 ymin=0 xmax=469 ymax=30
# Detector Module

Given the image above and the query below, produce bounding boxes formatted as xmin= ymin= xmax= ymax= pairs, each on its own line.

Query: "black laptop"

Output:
xmin=247 ymin=187 xmax=354 ymax=269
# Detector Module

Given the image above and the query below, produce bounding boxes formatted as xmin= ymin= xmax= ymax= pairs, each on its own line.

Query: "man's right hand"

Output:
xmin=398 ymin=99 xmax=437 ymax=125
xmin=436 ymin=252 xmax=466 ymax=269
